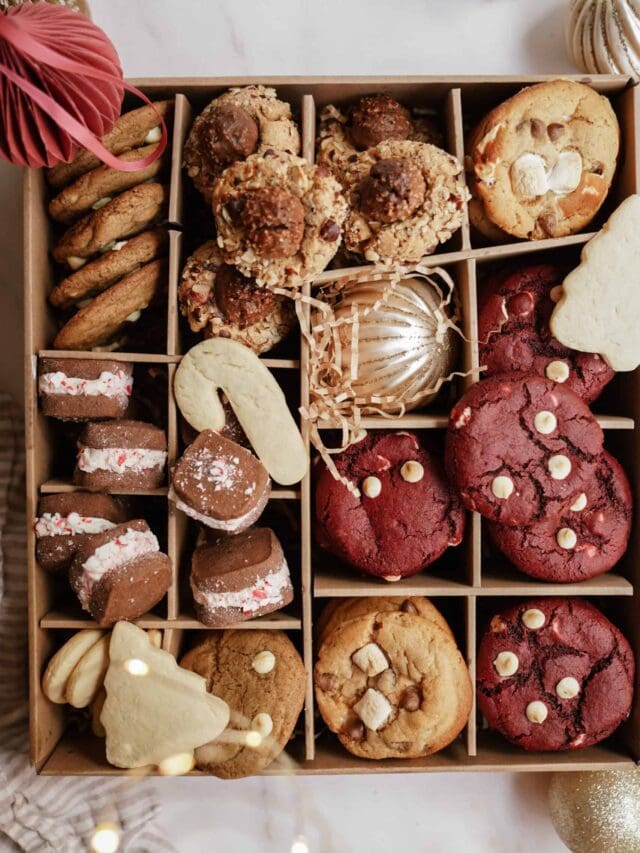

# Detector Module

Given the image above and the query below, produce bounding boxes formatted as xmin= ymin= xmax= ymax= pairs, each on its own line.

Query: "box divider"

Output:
xmin=167 ymin=93 xmax=192 ymax=227
xmin=166 ymin=363 xmax=179 ymax=620
xmin=445 ymin=88 xmax=470 ymax=251
xmin=465 ymin=596 xmax=477 ymax=756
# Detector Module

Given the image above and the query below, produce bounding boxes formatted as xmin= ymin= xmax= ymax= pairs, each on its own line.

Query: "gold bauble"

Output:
xmin=549 ymin=769 xmax=640 ymax=852
xmin=566 ymin=0 xmax=640 ymax=77
xmin=331 ymin=274 xmax=458 ymax=413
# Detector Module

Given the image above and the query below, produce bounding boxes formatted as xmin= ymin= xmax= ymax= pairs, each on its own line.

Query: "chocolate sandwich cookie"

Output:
xmin=477 ymin=598 xmax=634 ymax=751
xmin=169 ymin=430 xmax=270 ymax=534
xmin=478 ymin=264 xmax=614 ymax=403
xmin=190 ymin=528 xmax=293 ymax=626
xmin=314 ymin=610 xmax=472 ymax=760
xmin=38 ymin=358 xmax=133 ymax=420
xmin=488 ymin=451 xmax=632 ymax=582
xmin=48 ymin=144 xmax=166 ymax=225
xmin=74 ymin=419 xmax=167 ymax=491
xmin=446 ymin=373 xmax=604 ymax=526
xmin=52 ymin=183 xmax=166 ymax=268
xmin=314 ymin=431 xmax=465 ymax=579
xmin=69 ymin=519 xmax=172 ymax=626
xmin=49 ymin=228 xmax=168 ymax=310
xmin=47 ymin=100 xmax=173 ymax=190
xmin=178 ymin=241 xmax=296 ymax=354
xmin=35 ymin=492 xmax=128 ymax=574
xmin=180 ymin=629 xmax=306 ymax=778
xmin=53 ymin=258 xmax=166 ymax=351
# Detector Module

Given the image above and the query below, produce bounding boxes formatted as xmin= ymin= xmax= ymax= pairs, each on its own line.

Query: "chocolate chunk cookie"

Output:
xmin=315 ymin=610 xmax=472 ymax=760
xmin=477 ymin=598 xmax=634 ymax=751
xmin=446 ymin=374 xmax=604 ymax=526
xmin=180 ymin=629 xmax=306 ymax=778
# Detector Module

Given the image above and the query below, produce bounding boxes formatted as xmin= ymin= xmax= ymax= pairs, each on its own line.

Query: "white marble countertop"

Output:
xmin=0 ymin=1 xmax=580 ymax=849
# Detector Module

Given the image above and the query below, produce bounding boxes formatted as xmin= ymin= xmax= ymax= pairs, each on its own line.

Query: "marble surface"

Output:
xmin=0 ymin=1 xmax=581 ymax=850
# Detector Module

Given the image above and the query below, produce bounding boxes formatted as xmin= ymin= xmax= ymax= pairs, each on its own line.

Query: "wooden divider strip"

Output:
xmin=446 ymin=88 xmax=470 ymax=251
xmin=465 ymin=596 xmax=477 ymax=757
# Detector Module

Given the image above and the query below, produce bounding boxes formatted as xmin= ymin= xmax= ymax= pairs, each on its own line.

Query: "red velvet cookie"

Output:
xmin=477 ymin=598 xmax=634 ymax=751
xmin=478 ymin=264 xmax=614 ymax=404
xmin=446 ymin=374 xmax=604 ymax=526
xmin=314 ymin=431 xmax=465 ymax=580
xmin=488 ymin=451 xmax=632 ymax=582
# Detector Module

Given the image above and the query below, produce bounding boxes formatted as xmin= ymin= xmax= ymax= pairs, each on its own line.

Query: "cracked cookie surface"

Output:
xmin=477 ymin=598 xmax=634 ymax=751
xmin=446 ymin=373 xmax=604 ymax=526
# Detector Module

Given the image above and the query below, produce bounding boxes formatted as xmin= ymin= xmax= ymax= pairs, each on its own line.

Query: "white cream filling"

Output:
xmin=39 ymin=369 xmax=133 ymax=399
xmin=192 ymin=560 xmax=290 ymax=615
xmin=168 ymin=487 xmax=262 ymax=533
xmin=77 ymin=446 xmax=167 ymax=474
xmin=34 ymin=512 xmax=116 ymax=538
xmin=78 ymin=527 xmax=159 ymax=608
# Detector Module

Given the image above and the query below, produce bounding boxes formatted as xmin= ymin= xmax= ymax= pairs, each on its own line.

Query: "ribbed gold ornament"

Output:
xmin=566 ymin=0 xmax=640 ymax=78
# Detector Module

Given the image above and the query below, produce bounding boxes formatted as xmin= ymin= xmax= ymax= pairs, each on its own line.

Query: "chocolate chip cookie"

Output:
xmin=315 ymin=609 xmax=472 ymax=760
xmin=180 ymin=629 xmax=306 ymax=778
xmin=468 ymin=80 xmax=619 ymax=240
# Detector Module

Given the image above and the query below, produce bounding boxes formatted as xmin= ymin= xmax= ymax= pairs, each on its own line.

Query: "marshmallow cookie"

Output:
xmin=477 ymin=598 xmax=634 ymax=751
xmin=190 ymin=528 xmax=293 ymax=626
xmin=446 ymin=374 xmax=604 ymax=526
xmin=169 ymin=430 xmax=270 ymax=534
xmin=35 ymin=492 xmax=128 ymax=574
xmin=69 ymin=519 xmax=172 ymax=626
xmin=180 ymin=629 xmax=306 ymax=778
xmin=467 ymin=79 xmax=619 ymax=240
xmin=74 ymin=420 xmax=167 ymax=490
xmin=184 ymin=85 xmax=300 ymax=204
xmin=38 ymin=358 xmax=133 ymax=421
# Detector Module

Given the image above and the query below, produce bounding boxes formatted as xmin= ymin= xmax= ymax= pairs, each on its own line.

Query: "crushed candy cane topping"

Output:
xmin=34 ymin=512 xmax=116 ymax=538
xmin=39 ymin=369 xmax=133 ymax=398
xmin=77 ymin=447 xmax=167 ymax=474
xmin=78 ymin=527 xmax=159 ymax=609
xmin=192 ymin=561 xmax=291 ymax=615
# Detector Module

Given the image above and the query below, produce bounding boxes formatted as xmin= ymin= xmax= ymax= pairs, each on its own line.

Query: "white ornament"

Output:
xmin=566 ymin=0 xmax=640 ymax=78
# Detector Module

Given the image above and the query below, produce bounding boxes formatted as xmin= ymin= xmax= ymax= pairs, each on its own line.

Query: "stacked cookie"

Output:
xmin=314 ymin=597 xmax=472 ymax=760
xmin=46 ymin=100 xmax=173 ymax=351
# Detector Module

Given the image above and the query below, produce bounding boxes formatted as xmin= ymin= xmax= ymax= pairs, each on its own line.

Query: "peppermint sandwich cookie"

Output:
xmin=74 ymin=420 xmax=167 ymax=490
xmin=35 ymin=492 xmax=127 ymax=574
xmin=169 ymin=430 xmax=271 ymax=534
xmin=190 ymin=528 xmax=293 ymax=627
xmin=69 ymin=519 xmax=172 ymax=626
xmin=38 ymin=358 xmax=133 ymax=421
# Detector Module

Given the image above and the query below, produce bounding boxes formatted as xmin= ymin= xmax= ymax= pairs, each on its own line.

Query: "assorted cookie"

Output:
xmin=38 ymin=357 xmax=134 ymax=420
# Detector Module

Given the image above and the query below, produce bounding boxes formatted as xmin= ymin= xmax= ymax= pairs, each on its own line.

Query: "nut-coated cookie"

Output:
xmin=341 ymin=139 xmax=469 ymax=263
xmin=315 ymin=431 xmax=465 ymax=580
xmin=478 ymin=263 xmax=615 ymax=403
xmin=488 ymin=451 xmax=632 ymax=582
xmin=468 ymin=80 xmax=619 ymax=240
xmin=178 ymin=240 xmax=296 ymax=354
xmin=446 ymin=373 xmax=604 ymax=526
xmin=180 ymin=629 xmax=306 ymax=778
xmin=315 ymin=610 xmax=472 ymax=760
xmin=477 ymin=598 xmax=634 ymax=751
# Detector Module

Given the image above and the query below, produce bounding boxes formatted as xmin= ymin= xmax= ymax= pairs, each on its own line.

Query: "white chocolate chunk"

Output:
xmin=353 ymin=688 xmax=392 ymax=731
xmin=547 ymin=151 xmax=583 ymax=195
xmin=352 ymin=643 xmax=389 ymax=677
xmin=112 ymin=240 xmax=128 ymax=251
xmin=67 ymin=256 xmax=87 ymax=270
xmin=556 ymin=676 xmax=581 ymax=699
xmin=454 ymin=406 xmax=471 ymax=428
xmin=546 ymin=360 xmax=570 ymax=383
xmin=526 ymin=700 xmax=548 ymax=724
xmin=252 ymin=650 xmax=276 ymax=675
xmin=383 ymin=575 xmax=402 ymax=582
xmin=570 ymin=493 xmax=588 ymax=512
xmin=362 ymin=476 xmax=382 ymax=498
xmin=91 ymin=196 xmax=112 ymax=211
xmin=493 ymin=651 xmax=519 ymax=677
xmin=548 ymin=454 xmax=571 ymax=480
xmin=522 ymin=608 xmax=545 ymax=630
xmin=491 ymin=475 xmax=514 ymax=500
xmin=145 ymin=125 xmax=162 ymax=144
xmin=534 ymin=411 xmax=557 ymax=435
xmin=556 ymin=527 xmax=577 ymax=549
xmin=511 ymin=153 xmax=548 ymax=198
xmin=251 ymin=712 xmax=273 ymax=738
xmin=400 ymin=461 xmax=424 ymax=483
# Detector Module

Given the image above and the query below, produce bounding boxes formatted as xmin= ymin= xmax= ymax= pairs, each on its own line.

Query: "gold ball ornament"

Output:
xmin=549 ymin=769 xmax=640 ymax=852
xmin=566 ymin=0 xmax=640 ymax=77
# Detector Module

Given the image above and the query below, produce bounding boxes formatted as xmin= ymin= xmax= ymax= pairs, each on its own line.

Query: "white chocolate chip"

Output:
xmin=548 ymin=454 xmax=571 ymax=480
xmin=547 ymin=151 xmax=583 ymax=195
xmin=493 ymin=651 xmax=519 ymax=677
xmin=353 ymin=688 xmax=392 ymax=731
xmin=556 ymin=676 xmax=581 ymax=699
xmin=546 ymin=360 xmax=570 ymax=383
xmin=376 ymin=669 xmax=396 ymax=695
xmin=67 ymin=256 xmax=87 ymax=270
xmin=252 ymin=650 xmax=276 ymax=675
xmin=491 ymin=475 xmax=514 ymax=500
xmin=526 ymin=700 xmax=548 ymax=724
xmin=251 ymin=712 xmax=273 ymax=738
xmin=144 ymin=125 xmax=162 ymax=144
xmin=510 ymin=153 xmax=548 ymax=198
xmin=112 ymin=240 xmax=128 ymax=251
xmin=126 ymin=310 xmax=142 ymax=323
xmin=351 ymin=643 xmax=389 ymax=677
xmin=556 ymin=527 xmax=577 ymax=549
xmin=383 ymin=575 xmax=402 ymax=582
xmin=522 ymin=608 xmax=545 ymax=630
xmin=534 ymin=411 xmax=557 ymax=435
xmin=570 ymin=493 xmax=588 ymax=512
xmin=362 ymin=476 xmax=382 ymax=499
xmin=99 ymin=240 xmax=117 ymax=254
xmin=454 ymin=406 xmax=471 ymax=429
xmin=91 ymin=196 xmax=112 ymax=211
xmin=400 ymin=461 xmax=424 ymax=483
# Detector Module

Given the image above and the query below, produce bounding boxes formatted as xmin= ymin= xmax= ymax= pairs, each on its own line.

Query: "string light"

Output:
xmin=123 ymin=658 xmax=148 ymax=676
xmin=291 ymin=835 xmax=309 ymax=853
xmin=90 ymin=821 xmax=120 ymax=853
